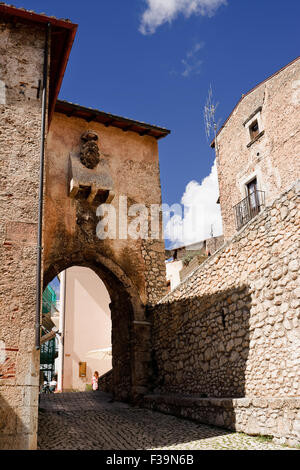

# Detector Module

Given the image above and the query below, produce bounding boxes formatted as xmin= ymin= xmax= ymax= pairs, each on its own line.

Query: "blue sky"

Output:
xmin=10 ymin=0 xmax=300 ymax=247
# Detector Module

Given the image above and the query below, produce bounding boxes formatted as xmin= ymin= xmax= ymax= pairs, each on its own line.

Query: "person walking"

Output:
xmin=49 ymin=376 xmax=57 ymax=393
xmin=92 ymin=371 xmax=99 ymax=391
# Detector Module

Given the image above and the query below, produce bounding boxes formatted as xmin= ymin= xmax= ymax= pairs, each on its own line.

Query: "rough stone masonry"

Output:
xmin=215 ymin=55 xmax=300 ymax=241
xmin=0 ymin=16 xmax=46 ymax=451
xmin=147 ymin=181 xmax=300 ymax=446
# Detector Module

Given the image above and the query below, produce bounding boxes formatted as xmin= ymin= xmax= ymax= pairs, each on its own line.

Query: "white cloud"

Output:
xmin=140 ymin=0 xmax=227 ymax=35
xmin=181 ymin=41 xmax=204 ymax=77
xmin=186 ymin=42 xmax=204 ymax=58
xmin=164 ymin=159 xmax=223 ymax=248
xmin=182 ymin=58 xmax=203 ymax=77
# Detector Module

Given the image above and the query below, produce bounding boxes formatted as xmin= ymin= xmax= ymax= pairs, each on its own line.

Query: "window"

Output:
xmin=249 ymin=120 xmax=259 ymax=140
xmin=244 ymin=107 xmax=264 ymax=147
xmin=79 ymin=362 xmax=87 ymax=377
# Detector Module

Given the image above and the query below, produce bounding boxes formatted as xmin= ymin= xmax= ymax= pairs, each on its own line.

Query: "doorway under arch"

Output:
xmin=41 ymin=266 xmax=113 ymax=394
xmin=42 ymin=255 xmax=152 ymax=402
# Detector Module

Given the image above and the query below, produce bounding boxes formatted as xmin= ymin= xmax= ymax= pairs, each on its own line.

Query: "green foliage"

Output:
xmin=182 ymin=251 xmax=207 ymax=267
xmin=239 ymin=433 xmax=274 ymax=444
xmin=254 ymin=435 xmax=274 ymax=443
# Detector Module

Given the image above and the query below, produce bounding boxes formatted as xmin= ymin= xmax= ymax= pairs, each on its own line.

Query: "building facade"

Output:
xmin=214 ymin=56 xmax=300 ymax=240
xmin=165 ymin=236 xmax=224 ymax=291
xmin=148 ymin=59 xmax=300 ymax=446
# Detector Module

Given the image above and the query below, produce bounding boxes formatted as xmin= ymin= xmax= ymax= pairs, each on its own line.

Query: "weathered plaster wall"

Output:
xmin=217 ymin=58 xmax=300 ymax=240
xmin=45 ymin=112 xmax=167 ymax=307
xmin=0 ymin=19 xmax=46 ymax=449
xmin=166 ymin=260 xmax=183 ymax=291
xmin=44 ymin=112 xmax=167 ymax=400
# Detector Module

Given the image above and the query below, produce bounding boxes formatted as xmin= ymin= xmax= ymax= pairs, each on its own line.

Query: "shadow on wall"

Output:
xmin=98 ymin=369 xmax=113 ymax=394
xmin=145 ymin=284 xmax=253 ymax=434
xmin=0 ymin=392 xmax=31 ymax=450
xmin=151 ymin=284 xmax=251 ymax=399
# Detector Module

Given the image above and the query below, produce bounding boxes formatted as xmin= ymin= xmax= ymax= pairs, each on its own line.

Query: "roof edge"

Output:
xmin=48 ymin=27 xmax=77 ymax=124
xmin=55 ymin=100 xmax=171 ymax=139
xmin=211 ymin=54 xmax=300 ymax=148
xmin=0 ymin=3 xmax=78 ymax=125
xmin=0 ymin=3 xmax=78 ymax=29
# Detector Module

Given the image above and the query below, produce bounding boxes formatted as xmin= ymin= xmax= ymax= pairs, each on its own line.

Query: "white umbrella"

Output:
xmin=86 ymin=347 xmax=112 ymax=361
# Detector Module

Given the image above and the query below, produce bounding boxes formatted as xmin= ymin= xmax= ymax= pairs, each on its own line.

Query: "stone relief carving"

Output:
xmin=80 ymin=130 xmax=100 ymax=169
xmin=68 ymin=130 xmax=114 ymax=204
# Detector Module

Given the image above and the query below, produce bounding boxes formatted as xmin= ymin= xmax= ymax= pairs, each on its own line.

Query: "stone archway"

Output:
xmin=43 ymin=254 xmax=151 ymax=402
xmin=41 ymin=106 xmax=168 ymax=403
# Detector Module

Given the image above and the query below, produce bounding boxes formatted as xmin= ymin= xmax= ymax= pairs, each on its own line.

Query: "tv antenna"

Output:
xmin=204 ymin=85 xmax=220 ymax=161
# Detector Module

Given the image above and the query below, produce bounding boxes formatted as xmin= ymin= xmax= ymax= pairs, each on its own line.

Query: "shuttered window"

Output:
xmin=79 ymin=362 xmax=87 ymax=377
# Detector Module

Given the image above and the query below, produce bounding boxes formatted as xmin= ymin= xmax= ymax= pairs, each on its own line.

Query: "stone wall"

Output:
xmin=143 ymin=395 xmax=300 ymax=447
xmin=149 ymin=181 xmax=300 ymax=442
xmin=205 ymin=235 xmax=224 ymax=255
xmin=179 ymin=254 xmax=208 ymax=284
xmin=217 ymin=56 xmax=300 ymax=240
xmin=142 ymin=240 xmax=167 ymax=307
xmin=99 ymin=369 xmax=113 ymax=394
xmin=0 ymin=18 xmax=46 ymax=449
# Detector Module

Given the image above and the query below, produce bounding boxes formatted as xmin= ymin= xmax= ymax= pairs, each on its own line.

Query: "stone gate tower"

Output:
xmin=0 ymin=4 xmax=169 ymax=450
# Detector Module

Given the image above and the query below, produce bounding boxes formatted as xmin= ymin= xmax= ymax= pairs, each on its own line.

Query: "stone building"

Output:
xmin=146 ymin=59 xmax=300 ymax=446
xmin=213 ymin=56 xmax=300 ymax=240
xmin=0 ymin=4 xmax=169 ymax=449
xmin=148 ymin=181 xmax=300 ymax=446
xmin=165 ymin=236 xmax=224 ymax=290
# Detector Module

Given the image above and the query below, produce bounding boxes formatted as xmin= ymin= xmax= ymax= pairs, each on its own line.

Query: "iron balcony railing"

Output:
xmin=234 ymin=190 xmax=265 ymax=230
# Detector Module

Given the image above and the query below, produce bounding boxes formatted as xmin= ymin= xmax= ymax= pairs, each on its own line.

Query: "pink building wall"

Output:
xmin=63 ymin=266 xmax=112 ymax=391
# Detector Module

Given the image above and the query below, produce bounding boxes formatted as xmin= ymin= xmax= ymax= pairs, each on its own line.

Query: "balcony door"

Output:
xmin=247 ymin=178 xmax=260 ymax=216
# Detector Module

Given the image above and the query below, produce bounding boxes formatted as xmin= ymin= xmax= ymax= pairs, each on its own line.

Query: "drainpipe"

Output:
xmin=35 ymin=23 xmax=51 ymax=350
xmin=57 ymin=270 xmax=66 ymax=391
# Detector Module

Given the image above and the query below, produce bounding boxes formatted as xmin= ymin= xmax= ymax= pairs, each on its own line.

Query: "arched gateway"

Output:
xmin=43 ymin=106 xmax=168 ymax=403
xmin=0 ymin=5 xmax=170 ymax=450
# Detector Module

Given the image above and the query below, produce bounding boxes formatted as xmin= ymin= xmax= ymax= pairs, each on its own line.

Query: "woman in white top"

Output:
xmin=49 ymin=377 xmax=57 ymax=393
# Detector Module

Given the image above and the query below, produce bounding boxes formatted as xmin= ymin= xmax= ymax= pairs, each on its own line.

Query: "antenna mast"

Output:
xmin=204 ymin=84 xmax=220 ymax=162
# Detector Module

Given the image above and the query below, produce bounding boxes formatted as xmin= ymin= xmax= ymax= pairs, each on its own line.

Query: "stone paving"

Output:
xmin=38 ymin=392 xmax=290 ymax=450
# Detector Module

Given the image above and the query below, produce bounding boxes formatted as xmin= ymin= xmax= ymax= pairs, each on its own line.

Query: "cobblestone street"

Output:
xmin=38 ymin=392 xmax=288 ymax=450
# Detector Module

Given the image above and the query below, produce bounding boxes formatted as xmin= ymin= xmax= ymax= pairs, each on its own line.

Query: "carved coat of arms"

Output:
xmin=80 ymin=130 xmax=100 ymax=169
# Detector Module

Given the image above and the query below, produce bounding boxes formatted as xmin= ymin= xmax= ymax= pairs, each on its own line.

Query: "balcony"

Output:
xmin=234 ymin=190 xmax=265 ymax=230
xmin=40 ymin=337 xmax=58 ymax=365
